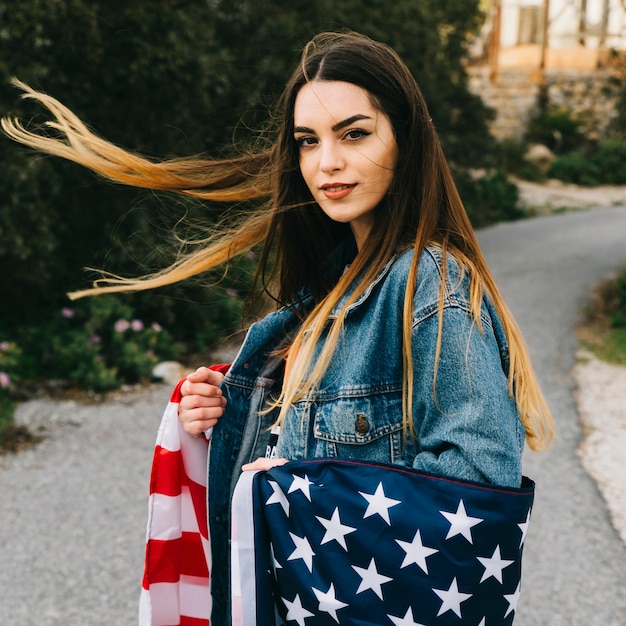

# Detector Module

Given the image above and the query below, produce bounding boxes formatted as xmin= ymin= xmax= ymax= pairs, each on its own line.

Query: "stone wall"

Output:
xmin=468 ymin=66 xmax=623 ymax=141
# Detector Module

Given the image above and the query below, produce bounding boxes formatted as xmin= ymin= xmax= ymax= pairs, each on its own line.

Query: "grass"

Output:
xmin=577 ymin=273 xmax=626 ymax=366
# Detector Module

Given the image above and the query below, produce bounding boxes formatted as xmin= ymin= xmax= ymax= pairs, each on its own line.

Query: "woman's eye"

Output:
xmin=295 ymin=136 xmax=317 ymax=148
xmin=344 ymin=129 xmax=370 ymax=141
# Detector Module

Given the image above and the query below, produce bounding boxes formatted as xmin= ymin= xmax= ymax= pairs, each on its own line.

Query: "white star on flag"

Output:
xmin=396 ymin=529 xmax=439 ymax=573
xmin=352 ymin=557 xmax=393 ymax=599
xmin=316 ymin=507 xmax=357 ymax=550
xmin=477 ymin=544 xmax=514 ymax=583
xmin=477 ymin=619 xmax=486 ymax=626
xmin=270 ymin=542 xmax=282 ymax=571
xmin=518 ymin=509 xmax=531 ymax=547
xmin=433 ymin=577 xmax=473 ymax=618
xmin=387 ymin=606 xmax=427 ymax=626
xmin=287 ymin=532 xmax=315 ymax=572
xmin=504 ymin=582 xmax=521 ymax=617
xmin=283 ymin=593 xmax=314 ymax=626
xmin=288 ymin=474 xmax=313 ymax=501
xmin=266 ymin=480 xmax=290 ymax=516
xmin=312 ymin=583 xmax=348 ymax=623
xmin=359 ymin=481 xmax=401 ymax=525
xmin=440 ymin=499 xmax=483 ymax=543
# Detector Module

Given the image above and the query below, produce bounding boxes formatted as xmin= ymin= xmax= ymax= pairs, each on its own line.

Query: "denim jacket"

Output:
xmin=206 ymin=245 xmax=524 ymax=625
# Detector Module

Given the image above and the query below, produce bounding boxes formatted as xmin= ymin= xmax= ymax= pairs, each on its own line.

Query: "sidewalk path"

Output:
xmin=1 ymin=205 xmax=626 ymax=625
xmin=477 ymin=205 xmax=626 ymax=625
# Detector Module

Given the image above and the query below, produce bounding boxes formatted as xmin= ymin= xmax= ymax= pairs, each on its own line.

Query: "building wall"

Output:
xmin=499 ymin=0 xmax=626 ymax=51
xmin=468 ymin=66 xmax=622 ymax=140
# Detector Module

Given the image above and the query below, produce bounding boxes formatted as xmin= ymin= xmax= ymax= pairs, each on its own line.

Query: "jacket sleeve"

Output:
xmin=410 ymin=295 xmax=524 ymax=488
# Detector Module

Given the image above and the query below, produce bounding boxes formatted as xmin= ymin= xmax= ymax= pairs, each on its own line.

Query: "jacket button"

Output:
xmin=355 ymin=413 xmax=370 ymax=435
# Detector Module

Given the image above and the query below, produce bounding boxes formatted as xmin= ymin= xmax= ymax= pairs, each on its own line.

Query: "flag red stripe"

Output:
xmin=187 ymin=476 xmax=208 ymax=538
xmin=144 ymin=532 xmax=209 ymax=586
xmin=179 ymin=616 xmax=210 ymax=626
xmin=150 ymin=447 xmax=183 ymax=497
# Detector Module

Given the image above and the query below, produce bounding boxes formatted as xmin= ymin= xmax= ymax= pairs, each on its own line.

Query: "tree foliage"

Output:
xmin=0 ymin=0 xmax=494 ymax=347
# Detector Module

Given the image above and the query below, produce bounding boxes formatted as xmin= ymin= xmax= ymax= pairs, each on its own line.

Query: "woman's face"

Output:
xmin=293 ymin=80 xmax=397 ymax=250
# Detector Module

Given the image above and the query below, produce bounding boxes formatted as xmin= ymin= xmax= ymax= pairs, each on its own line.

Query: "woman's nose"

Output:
xmin=319 ymin=142 xmax=344 ymax=173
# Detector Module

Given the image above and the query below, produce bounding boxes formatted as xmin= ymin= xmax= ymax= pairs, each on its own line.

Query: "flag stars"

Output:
xmin=288 ymin=474 xmax=314 ymax=501
xmin=387 ymin=606 xmax=427 ymax=626
xmin=266 ymin=480 xmax=290 ymax=516
xmin=316 ymin=507 xmax=357 ymax=551
xmin=312 ymin=583 xmax=348 ymax=623
xmin=359 ymin=481 xmax=401 ymax=525
xmin=396 ymin=529 xmax=439 ymax=574
xmin=352 ymin=557 xmax=393 ymax=600
xmin=433 ymin=577 xmax=472 ymax=618
xmin=440 ymin=500 xmax=483 ymax=544
xmin=504 ymin=582 xmax=522 ymax=617
xmin=518 ymin=509 xmax=531 ymax=547
xmin=282 ymin=593 xmax=314 ymax=626
xmin=477 ymin=545 xmax=514 ymax=583
xmin=287 ymin=532 xmax=315 ymax=572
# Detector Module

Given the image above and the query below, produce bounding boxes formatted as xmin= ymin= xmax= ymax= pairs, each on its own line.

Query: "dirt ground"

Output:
xmin=515 ymin=178 xmax=626 ymax=545
xmin=515 ymin=177 xmax=626 ymax=213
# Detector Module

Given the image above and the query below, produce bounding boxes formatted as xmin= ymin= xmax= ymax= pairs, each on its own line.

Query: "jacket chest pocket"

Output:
xmin=312 ymin=393 xmax=404 ymax=463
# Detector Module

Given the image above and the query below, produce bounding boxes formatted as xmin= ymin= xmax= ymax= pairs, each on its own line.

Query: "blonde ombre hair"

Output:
xmin=1 ymin=32 xmax=553 ymax=451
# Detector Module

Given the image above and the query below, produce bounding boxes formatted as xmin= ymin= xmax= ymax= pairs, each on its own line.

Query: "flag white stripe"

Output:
xmin=232 ymin=470 xmax=261 ymax=626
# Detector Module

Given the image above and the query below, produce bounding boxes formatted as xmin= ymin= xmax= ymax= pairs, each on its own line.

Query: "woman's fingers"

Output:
xmin=184 ymin=366 xmax=225 ymax=386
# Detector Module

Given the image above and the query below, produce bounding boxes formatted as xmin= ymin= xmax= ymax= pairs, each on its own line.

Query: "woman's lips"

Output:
xmin=320 ymin=183 xmax=356 ymax=200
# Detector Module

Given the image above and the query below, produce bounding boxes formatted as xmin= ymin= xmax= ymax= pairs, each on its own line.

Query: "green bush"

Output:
xmin=549 ymin=152 xmax=601 ymax=186
xmin=548 ymin=139 xmax=626 ymax=186
xmin=611 ymin=267 xmax=626 ymax=328
xmin=0 ymin=341 xmax=21 ymax=442
xmin=591 ymin=140 xmax=626 ymax=184
xmin=525 ymin=107 xmax=586 ymax=155
xmin=5 ymin=295 xmax=184 ymax=392
xmin=459 ymin=169 xmax=523 ymax=228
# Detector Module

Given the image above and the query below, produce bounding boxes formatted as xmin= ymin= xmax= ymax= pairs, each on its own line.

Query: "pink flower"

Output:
xmin=131 ymin=319 xmax=144 ymax=332
xmin=0 ymin=372 xmax=10 ymax=388
xmin=91 ymin=334 xmax=102 ymax=345
xmin=114 ymin=319 xmax=130 ymax=333
xmin=151 ymin=322 xmax=162 ymax=333
xmin=0 ymin=341 xmax=9 ymax=351
xmin=61 ymin=307 xmax=75 ymax=319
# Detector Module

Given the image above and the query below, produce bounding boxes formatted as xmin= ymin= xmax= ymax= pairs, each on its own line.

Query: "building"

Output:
xmin=486 ymin=0 xmax=626 ymax=72
xmin=469 ymin=0 xmax=626 ymax=139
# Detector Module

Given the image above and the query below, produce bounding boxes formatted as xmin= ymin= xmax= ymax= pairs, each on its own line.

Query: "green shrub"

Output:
xmin=0 ymin=341 xmax=21 ymax=443
xmin=611 ymin=267 xmax=626 ymax=328
xmin=549 ymin=152 xmax=601 ymax=186
xmin=591 ymin=140 xmax=626 ymax=184
xmin=548 ymin=139 xmax=626 ymax=186
xmin=525 ymin=107 xmax=586 ymax=155
xmin=6 ymin=295 xmax=184 ymax=392
xmin=460 ymin=169 xmax=523 ymax=228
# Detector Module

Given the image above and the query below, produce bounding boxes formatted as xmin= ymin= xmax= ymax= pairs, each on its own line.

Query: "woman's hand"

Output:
xmin=242 ymin=457 xmax=289 ymax=472
xmin=178 ymin=366 xmax=227 ymax=437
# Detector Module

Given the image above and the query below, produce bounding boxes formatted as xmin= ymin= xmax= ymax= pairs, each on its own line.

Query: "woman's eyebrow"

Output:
xmin=293 ymin=114 xmax=373 ymax=135
xmin=332 ymin=114 xmax=371 ymax=132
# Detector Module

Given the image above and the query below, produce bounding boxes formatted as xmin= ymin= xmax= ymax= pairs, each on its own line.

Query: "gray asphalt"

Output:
xmin=477 ymin=205 xmax=626 ymax=626
xmin=1 ymin=205 xmax=626 ymax=625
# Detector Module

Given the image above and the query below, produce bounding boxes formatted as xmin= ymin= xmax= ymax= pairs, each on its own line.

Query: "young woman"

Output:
xmin=2 ymin=31 xmax=553 ymax=625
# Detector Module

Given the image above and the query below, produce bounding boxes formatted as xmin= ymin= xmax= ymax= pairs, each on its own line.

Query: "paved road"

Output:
xmin=477 ymin=205 xmax=626 ymax=625
xmin=1 ymin=205 xmax=626 ymax=625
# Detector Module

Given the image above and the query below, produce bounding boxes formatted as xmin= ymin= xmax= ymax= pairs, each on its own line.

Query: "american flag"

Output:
xmin=232 ymin=459 xmax=534 ymax=626
xmin=140 ymin=366 xmax=228 ymax=626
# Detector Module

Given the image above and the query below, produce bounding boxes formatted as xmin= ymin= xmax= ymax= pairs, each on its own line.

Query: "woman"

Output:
xmin=2 ymin=32 xmax=553 ymax=625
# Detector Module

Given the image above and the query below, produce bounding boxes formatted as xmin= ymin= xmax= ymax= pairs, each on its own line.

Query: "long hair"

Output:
xmin=1 ymin=31 xmax=553 ymax=450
